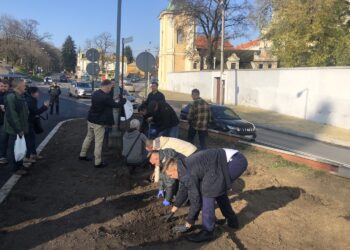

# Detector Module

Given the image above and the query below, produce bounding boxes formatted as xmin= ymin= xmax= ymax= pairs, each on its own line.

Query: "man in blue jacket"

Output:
xmin=163 ymin=148 xmax=248 ymax=242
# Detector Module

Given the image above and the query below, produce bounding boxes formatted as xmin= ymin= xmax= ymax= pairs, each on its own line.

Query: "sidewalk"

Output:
xmin=161 ymin=90 xmax=350 ymax=148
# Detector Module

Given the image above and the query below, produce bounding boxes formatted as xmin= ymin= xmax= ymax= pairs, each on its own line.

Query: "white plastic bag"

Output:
xmin=14 ymin=135 xmax=27 ymax=162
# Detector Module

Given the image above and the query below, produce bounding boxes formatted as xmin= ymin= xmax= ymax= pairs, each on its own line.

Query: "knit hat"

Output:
xmin=130 ymin=119 xmax=140 ymax=130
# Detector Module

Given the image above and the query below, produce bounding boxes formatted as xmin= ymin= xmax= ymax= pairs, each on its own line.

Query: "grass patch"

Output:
xmin=270 ymin=156 xmax=311 ymax=172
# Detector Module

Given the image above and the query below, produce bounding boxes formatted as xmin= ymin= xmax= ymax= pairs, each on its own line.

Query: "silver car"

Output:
xmin=69 ymin=82 xmax=93 ymax=98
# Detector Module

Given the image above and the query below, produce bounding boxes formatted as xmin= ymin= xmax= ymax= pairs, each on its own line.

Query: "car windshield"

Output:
xmin=77 ymin=83 xmax=92 ymax=88
xmin=213 ymin=107 xmax=240 ymax=120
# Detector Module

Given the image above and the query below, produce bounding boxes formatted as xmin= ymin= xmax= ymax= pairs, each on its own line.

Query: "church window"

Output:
xmin=193 ymin=63 xmax=197 ymax=69
xmin=268 ymin=64 xmax=272 ymax=69
xmin=177 ymin=29 xmax=184 ymax=44
xmin=259 ymin=64 xmax=264 ymax=69
xmin=231 ymin=63 xmax=236 ymax=69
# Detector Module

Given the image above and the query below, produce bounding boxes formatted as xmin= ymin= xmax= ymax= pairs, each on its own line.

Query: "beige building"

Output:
xmin=76 ymin=51 xmax=128 ymax=80
xmin=158 ymin=3 xmax=278 ymax=88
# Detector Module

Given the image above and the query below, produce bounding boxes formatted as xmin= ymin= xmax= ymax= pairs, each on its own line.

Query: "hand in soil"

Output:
xmin=162 ymin=212 xmax=175 ymax=222
xmin=157 ymin=190 xmax=165 ymax=198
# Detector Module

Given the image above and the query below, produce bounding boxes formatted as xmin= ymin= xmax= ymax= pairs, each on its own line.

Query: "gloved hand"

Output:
xmin=157 ymin=190 xmax=165 ymax=199
xmin=162 ymin=212 xmax=175 ymax=222
xmin=172 ymin=224 xmax=191 ymax=233
xmin=162 ymin=200 xmax=171 ymax=206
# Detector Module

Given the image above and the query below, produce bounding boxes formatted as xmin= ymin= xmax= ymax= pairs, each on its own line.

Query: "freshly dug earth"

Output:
xmin=0 ymin=119 xmax=349 ymax=250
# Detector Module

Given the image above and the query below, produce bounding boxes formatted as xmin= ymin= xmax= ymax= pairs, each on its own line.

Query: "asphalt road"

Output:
xmin=0 ymin=85 xmax=89 ymax=188
xmin=133 ymin=81 xmax=350 ymax=167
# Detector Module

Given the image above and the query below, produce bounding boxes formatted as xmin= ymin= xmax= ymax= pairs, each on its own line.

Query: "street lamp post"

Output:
xmin=114 ymin=0 xmax=122 ymax=96
xmin=220 ymin=0 xmax=225 ymax=105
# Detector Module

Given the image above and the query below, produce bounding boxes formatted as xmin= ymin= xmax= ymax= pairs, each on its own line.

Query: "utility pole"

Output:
xmin=114 ymin=0 xmax=122 ymax=96
xmin=220 ymin=0 xmax=225 ymax=105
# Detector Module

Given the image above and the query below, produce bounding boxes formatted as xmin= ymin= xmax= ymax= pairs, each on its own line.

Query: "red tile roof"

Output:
xmin=233 ymin=39 xmax=260 ymax=50
xmin=195 ymin=35 xmax=235 ymax=50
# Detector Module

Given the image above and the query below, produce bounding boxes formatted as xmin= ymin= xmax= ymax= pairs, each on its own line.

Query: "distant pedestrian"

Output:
xmin=0 ymin=80 xmax=8 ymax=164
xmin=187 ymin=89 xmax=211 ymax=150
xmin=147 ymin=101 xmax=179 ymax=138
xmin=24 ymin=87 xmax=49 ymax=163
xmin=144 ymin=82 xmax=165 ymax=106
xmin=48 ymin=82 xmax=61 ymax=115
xmin=79 ymin=80 xmax=126 ymax=168
xmin=4 ymin=79 xmax=29 ymax=176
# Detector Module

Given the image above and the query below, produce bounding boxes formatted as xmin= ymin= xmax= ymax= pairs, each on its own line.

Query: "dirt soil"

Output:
xmin=0 ymin=119 xmax=349 ymax=250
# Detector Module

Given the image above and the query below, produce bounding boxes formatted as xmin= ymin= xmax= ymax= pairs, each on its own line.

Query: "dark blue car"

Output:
xmin=181 ymin=104 xmax=257 ymax=141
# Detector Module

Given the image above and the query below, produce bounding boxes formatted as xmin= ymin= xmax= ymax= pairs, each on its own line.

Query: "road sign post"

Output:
xmin=136 ymin=51 xmax=156 ymax=99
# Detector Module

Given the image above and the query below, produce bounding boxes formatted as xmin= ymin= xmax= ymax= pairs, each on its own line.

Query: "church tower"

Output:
xmin=158 ymin=1 xmax=196 ymax=89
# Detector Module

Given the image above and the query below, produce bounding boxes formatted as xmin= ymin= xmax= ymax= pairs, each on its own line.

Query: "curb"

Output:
xmin=255 ymin=124 xmax=350 ymax=148
xmin=0 ymin=119 xmax=76 ymax=205
xmin=178 ymin=120 xmax=350 ymax=178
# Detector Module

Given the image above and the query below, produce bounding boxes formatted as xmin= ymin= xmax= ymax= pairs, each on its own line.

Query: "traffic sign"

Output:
xmin=86 ymin=48 xmax=100 ymax=62
xmin=136 ymin=52 xmax=156 ymax=73
xmin=86 ymin=63 xmax=100 ymax=76
xmin=123 ymin=37 xmax=133 ymax=44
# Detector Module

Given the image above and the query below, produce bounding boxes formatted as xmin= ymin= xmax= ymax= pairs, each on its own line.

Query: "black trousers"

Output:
xmin=50 ymin=97 xmax=59 ymax=114
xmin=187 ymin=126 xmax=207 ymax=150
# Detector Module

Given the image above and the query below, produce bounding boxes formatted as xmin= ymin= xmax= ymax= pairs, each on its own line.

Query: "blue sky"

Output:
xmin=0 ymin=0 xmax=258 ymax=55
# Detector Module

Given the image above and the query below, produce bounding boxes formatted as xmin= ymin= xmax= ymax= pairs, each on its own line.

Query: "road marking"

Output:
xmin=0 ymin=119 xmax=77 ymax=205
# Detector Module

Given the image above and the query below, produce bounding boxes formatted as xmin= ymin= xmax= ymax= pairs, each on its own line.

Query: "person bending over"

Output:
xmin=163 ymin=148 xmax=248 ymax=242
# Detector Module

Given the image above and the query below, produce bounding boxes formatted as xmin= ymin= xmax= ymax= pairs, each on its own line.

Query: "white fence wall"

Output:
xmin=166 ymin=67 xmax=350 ymax=130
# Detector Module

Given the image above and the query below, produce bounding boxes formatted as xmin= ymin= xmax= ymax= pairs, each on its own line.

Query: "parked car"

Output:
xmin=69 ymin=82 xmax=93 ymax=98
xmin=131 ymin=76 xmax=140 ymax=83
xmin=123 ymin=78 xmax=135 ymax=92
xmin=180 ymin=104 xmax=257 ymax=141
xmin=60 ymin=75 xmax=68 ymax=82
xmin=23 ymin=77 xmax=33 ymax=85
xmin=44 ymin=76 xmax=53 ymax=84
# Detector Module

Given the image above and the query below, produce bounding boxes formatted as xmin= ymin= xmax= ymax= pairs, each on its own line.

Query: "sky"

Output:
xmin=0 ymin=0 xmax=258 ymax=55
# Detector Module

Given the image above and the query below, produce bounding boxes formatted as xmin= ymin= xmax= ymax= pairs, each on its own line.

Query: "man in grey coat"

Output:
xmin=122 ymin=119 xmax=147 ymax=165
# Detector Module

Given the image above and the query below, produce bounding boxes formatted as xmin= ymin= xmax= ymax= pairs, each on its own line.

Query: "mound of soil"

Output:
xmin=0 ymin=119 xmax=349 ymax=250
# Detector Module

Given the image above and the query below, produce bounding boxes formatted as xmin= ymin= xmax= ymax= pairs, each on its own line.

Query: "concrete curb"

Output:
xmin=179 ymin=120 xmax=350 ymax=178
xmin=0 ymin=119 xmax=76 ymax=205
xmin=255 ymin=124 xmax=350 ymax=148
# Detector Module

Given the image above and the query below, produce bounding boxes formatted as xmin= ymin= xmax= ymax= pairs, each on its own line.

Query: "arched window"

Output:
xmin=177 ymin=29 xmax=183 ymax=44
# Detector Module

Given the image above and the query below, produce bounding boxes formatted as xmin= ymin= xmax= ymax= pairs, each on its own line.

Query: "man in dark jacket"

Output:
xmin=79 ymin=80 xmax=126 ymax=168
xmin=48 ymin=82 xmax=61 ymax=115
xmin=147 ymin=101 xmax=179 ymax=138
xmin=163 ymin=148 xmax=248 ymax=242
xmin=144 ymin=82 xmax=165 ymax=106
xmin=4 ymin=79 xmax=30 ymax=175
xmin=25 ymin=87 xmax=49 ymax=162
xmin=0 ymin=80 xmax=9 ymax=164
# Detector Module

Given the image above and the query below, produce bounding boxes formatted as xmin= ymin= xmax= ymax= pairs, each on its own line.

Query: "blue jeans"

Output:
xmin=0 ymin=125 xmax=9 ymax=158
xmin=227 ymin=152 xmax=248 ymax=181
xmin=25 ymin=125 xmax=36 ymax=158
xmin=202 ymin=194 xmax=238 ymax=232
xmin=158 ymin=125 xmax=179 ymax=138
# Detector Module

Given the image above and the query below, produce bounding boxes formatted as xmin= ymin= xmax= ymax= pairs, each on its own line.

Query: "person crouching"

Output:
xmin=163 ymin=148 xmax=248 ymax=242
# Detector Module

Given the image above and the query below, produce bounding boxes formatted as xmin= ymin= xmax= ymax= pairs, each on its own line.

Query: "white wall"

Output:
xmin=165 ymin=67 xmax=350 ymax=130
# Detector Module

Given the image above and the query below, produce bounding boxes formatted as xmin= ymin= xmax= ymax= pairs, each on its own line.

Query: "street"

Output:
xmin=0 ymin=84 xmax=89 ymax=188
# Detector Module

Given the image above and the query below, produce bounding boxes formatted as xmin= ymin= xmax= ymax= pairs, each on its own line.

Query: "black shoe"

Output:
xmin=186 ymin=230 xmax=214 ymax=243
xmin=227 ymin=218 xmax=239 ymax=229
xmin=216 ymin=219 xmax=227 ymax=226
xmin=79 ymin=156 xmax=92 ymax=162
xmin=95 ymin=162 xmax=108 ymax=168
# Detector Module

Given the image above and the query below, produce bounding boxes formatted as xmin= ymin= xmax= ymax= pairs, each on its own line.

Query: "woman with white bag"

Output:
xmin=4 ymin=79 xmax=30 ymax=176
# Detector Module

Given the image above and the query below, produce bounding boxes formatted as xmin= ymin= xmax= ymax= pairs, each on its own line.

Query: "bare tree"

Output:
xmin=92 ymin=32 xmax=115 ymax=71
xmin=172 ymin=0 xmax=252 ymax=69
